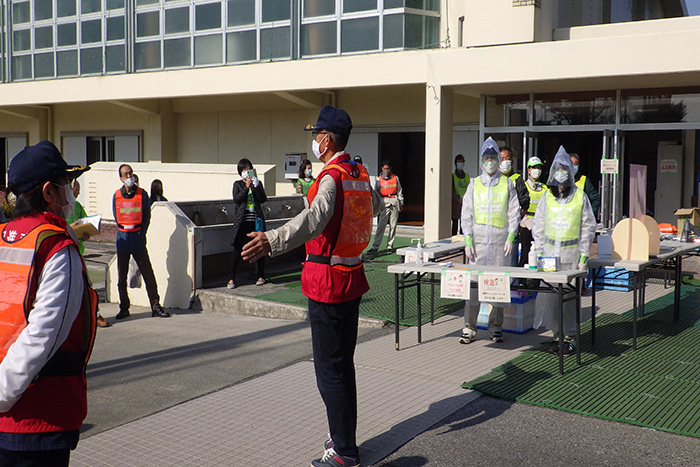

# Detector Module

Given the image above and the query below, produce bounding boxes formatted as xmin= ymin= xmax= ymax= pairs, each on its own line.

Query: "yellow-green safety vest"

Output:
xmin=473 ymin=175 xmax=508 ymax=229
xmin=575 ymin=174 xmax=586 ymax=191
xmin=544 ymin=188 xmax=584 ymax=247
xmin=525 ymin=180 xmax=546 ymax=218
xmin=453 ymin=172 xmax=470 ymax=198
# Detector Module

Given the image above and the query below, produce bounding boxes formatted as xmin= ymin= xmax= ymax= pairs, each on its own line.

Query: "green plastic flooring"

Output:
xmin=463 ymin=285 xmax=700 ymax=437
xmin=255 ymin=236 xmax=464 ymax=326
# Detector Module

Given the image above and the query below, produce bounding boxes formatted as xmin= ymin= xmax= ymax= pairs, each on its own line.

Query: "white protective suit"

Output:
xmin=533 ymin=146 xmax=596 ymax=339
xmin=460 ymin=137 xmax=521 ymax=341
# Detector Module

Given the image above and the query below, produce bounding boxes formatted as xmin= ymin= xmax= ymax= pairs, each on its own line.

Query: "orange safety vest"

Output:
xmin=0 ymin=222 xmax=97 ymax=434
xmin=379 ymin=175 xmax=398 ymax=198
xmin=303 ymin=155 xmax=373 ymax=303
xmin=114 ymin=187 xmax=144 ymax=232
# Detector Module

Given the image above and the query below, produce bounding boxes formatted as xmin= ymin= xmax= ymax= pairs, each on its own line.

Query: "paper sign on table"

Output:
xmin=404 ymin=251 xmax=417 ymax=263
xmin=478 ymin=272 xmax=511 ymax=303
xmin=440 ymin=269 xmax=470 ymax=299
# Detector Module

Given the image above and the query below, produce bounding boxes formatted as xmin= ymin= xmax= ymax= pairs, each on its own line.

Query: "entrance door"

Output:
xmin=655 ymin=142 xmax=684 ymax=224
xmin=378 ymin=132 xmax=425 ymax=225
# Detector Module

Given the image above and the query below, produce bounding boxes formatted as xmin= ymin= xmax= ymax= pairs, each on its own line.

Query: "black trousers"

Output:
xmin=117 ymin=248 xmax=160 ymax=312
xmin=519 ymin=225 xmax=533 ymax=268
xmin=308 ymin=296 xmax=361 ymax=460
xmin=0 ymin=447 xmax=69 ymax=467
xmin=230 ymin=221 xmax=265 ymax=281
xmin=451 ymin=218 xmax=462 ymax=235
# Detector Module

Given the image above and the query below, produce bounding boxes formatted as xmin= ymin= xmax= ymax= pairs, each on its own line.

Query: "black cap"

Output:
xmin=304 ymin=105 xmax=353 ymax=137
xmin=8 ymin=141 xmax=90 ymax=195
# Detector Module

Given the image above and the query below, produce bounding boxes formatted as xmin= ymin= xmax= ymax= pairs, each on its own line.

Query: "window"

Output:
xmin=262 ymin=0 xmax=290 ymax=22
xmin=304 ymin=0 xmax=335 ymax=17
xmin=228 ymin=0 xmax=255 ymax=26
xmin=195 ymin=35 xmax=223 ymax=65
xmin=227 ymin=30 xmax=257 ymax=62
xmin=195 ymin=3 xmax=221 ymax=31
xmin=341 ymin=17 xmax=378 ymax=53
xmin=165 ymin=38 xmax=192 ymax=67
xmin=35 ymin=0 xmax=53 ymax=21
xmin=301 ymin=22 xmax=336 ymax=56
xmin=166 ymin=8 xmax=190 ymax=34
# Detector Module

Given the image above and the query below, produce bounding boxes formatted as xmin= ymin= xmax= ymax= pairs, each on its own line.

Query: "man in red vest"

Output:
xmin=369 ymin=160 xmax=404 ymax=253
xmin=242 ymin=106 xmax=381 ymax=467
xmin=112 ymin=164 xmax=170 ymax=319
xmin=0 ymin=141 xmax=98 ymax=465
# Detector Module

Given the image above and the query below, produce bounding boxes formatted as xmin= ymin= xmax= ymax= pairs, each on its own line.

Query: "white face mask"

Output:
xmin=123 ymin=176 xmax=135 ymax=188
xmin=305 ymin=168 xmax=312 ymax=177
xmin=312 ymin=135 xmax=328 ymax=161
xmin=573 ymin=165 xmax=579 ymax=175
xmin=482 ymin=160 xmax=498 ymax=175
xmin=499 ymin=160 xmax=512 ymax=173
xmin=241 ymin=170 xmax=249 ymax=179
xmin=54 ymin=183 xmax=75 ymax=219
xmin=530 ymin=168 xmax=542 ymax=180
xmin=554 ymin=171 xmax=569 ymax=184
xmin=456 ymin=162 xmax=465 ymax=170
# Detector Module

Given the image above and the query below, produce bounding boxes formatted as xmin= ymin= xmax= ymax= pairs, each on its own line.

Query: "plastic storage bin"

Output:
xmin=476 ymin=292 xmax=537 ymax=333
xmin=589 ymin=267 xmax=633 ymax=292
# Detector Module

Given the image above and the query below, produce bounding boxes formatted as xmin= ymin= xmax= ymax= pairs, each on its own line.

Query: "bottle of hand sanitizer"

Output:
xmin=414 ymin=238 xmax=423 ymax=265
xmin=528 ymin=242 xmax=537 ymax=270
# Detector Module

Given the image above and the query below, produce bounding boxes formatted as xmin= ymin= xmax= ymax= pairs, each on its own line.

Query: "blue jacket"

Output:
xmin=112 ymin=186 xmax=151 ymax=254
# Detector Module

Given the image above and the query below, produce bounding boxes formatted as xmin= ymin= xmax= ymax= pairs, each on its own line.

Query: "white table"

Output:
xmin=387 ymin=262 xmax=587 ymax=375
xmin=395 ymin=239 xmax=466 ymax=263
xmin=587 ymin=241 xmax=700 ymax=350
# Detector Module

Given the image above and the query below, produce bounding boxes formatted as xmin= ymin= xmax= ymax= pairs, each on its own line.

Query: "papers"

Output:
xmin=477 ymin=272 xmax=511 ymax=303
xmin=72 ymin=214 xmax=101 ymax=237
xmin=440 ymin=269 xmax=470 ymax=299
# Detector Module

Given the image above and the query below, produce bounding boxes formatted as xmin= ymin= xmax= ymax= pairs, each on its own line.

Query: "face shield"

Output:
xmin=480 ymin=137 xmax=501 ymax=176
xmin=546 ymin=146 xmax=575 ymax=187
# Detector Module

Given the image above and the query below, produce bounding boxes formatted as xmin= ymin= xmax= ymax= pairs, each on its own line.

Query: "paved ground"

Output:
xmin=72 ymin=241 xmax=700 ymax=466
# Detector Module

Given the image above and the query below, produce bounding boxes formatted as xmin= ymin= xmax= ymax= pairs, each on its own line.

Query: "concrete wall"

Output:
xmin=78 ymin=161 xmax=276 ymax=220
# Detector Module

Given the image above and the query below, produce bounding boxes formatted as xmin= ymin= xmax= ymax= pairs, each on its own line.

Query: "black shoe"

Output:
xmin=546 ymin=340 xmax=559 ymax=354
xmin=151 ymin=305 xmax=170 ymax=318
xmin=310 ymin=448 xmax=360 ymax=467
xmin=115 ymin=309 xmax=130 ymax=320
xmin=562 ymin=341 xmax=575 ymax=356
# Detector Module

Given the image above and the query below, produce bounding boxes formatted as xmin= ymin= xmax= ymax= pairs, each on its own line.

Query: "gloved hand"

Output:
xmin=251 ymin=176 xmax=260 ymax=187
xmin=577 ymin=254 xmax=588 ymax=271
xmin=504 ymin=241 xmax=513 ymax=257
xmin=465 ymin=246 xmax=476 ymax=262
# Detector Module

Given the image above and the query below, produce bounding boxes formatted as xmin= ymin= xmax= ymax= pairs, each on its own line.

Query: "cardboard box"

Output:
xmin=674 ymin=208 xmax=700 ymax=233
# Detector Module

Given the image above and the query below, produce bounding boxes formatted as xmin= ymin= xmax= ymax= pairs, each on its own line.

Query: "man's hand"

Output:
xmin=241 ymin=231 xmax=271 ymax=263
xmin=504 ymin=241 xmax=513 ymax=257
xmin=244 ymin=178 xmax=252 ymax=188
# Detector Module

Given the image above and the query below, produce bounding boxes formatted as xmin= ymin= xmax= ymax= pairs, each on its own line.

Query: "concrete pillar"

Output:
xmin=424 ymin=84 xmax=453 ymax=242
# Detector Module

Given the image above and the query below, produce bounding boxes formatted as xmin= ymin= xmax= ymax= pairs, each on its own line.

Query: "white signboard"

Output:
xmin=660 ymin=158 xmax=678 ymax=173
xmin=601 ymin=159 xmax=619 ymax=174
xmin=404 ymin=251 xmax=417 ymax=263
xmin=477 ymin=272 xmax=511 ymax=303
xmin=440 ymin=269 xmax=470 ymax=299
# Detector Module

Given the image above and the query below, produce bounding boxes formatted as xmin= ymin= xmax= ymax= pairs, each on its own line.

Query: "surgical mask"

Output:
xmin=482 ymin=160 xmax=498 ymax=175
xmin=573 ymin=165 xmax=579 ymax=175
xmin=54 ymin=183 xmax=75 ymax=219
xmin=241 ymin=170 xmax=249 ymax=179
xmin=383 ymin=170 xmax=392 ymax=178
xmin=312 ymin=134 xmax=328 ymax=161
xmin=305 ymin=168 xmax=312 ymax=177
xmin=499 ymin=160 xmax=512 ymax=173
xmin=123 ymin=176 xmax=135 ymax=188
xmin=456 ymin=162 xmax=464 ymax=171
xmin=530 ymin=168 xmax=542 ymax=180
xmin=554 ymin=171 xmax=569 ymax=184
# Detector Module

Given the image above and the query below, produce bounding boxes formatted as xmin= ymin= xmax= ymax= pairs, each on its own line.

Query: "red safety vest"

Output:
xmin=114 ymin=187 xmax=144 ymax=232
xmin=0 ymin=220 xmax=97 ymax=434
xmin=303 ymin=154 xmax=373 ymax=303
xmin=379 ymin=175 xmax=398 ymax=198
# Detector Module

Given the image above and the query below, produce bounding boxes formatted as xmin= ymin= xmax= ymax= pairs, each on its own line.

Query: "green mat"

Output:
xmin=255 ymin=236 xmax=464 ymax=325
xmin=463 ymin=285 xmax=700 ymax=437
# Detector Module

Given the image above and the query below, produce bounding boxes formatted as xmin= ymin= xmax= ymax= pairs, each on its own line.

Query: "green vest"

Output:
xmin=298 ymin=177 xmax=314 ymax=195
xmin=525 ymin=180 xmax=546 ymax=218
xmin=544 ymin=189 xmax=584 ymax=246
xmin=473 ymin=176 xmax=508 ymax=229
xmin=575 ymin=174 xmax=586 ymax=191
xmin=509 ymin=172 xmax=521 ymax=182
xmin=453 ymin=172 xmax=470 ymax=198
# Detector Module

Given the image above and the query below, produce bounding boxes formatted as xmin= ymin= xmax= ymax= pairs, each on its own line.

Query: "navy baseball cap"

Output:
xmin=304 ymin=105 xmax=353 ymax=137
xmin=8 ymin=141 xmax=90 ymax=195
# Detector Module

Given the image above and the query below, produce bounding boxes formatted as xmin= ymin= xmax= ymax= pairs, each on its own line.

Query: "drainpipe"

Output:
xmin=458 ymin=16 xmax=464 ymax=47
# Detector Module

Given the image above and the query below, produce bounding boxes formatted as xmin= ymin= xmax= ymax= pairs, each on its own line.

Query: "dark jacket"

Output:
xmin=509 ymin=173 xmax=531 ymax=213
xmin=575 ymin=174 xmax=600 ymax=218
xmin=230 ymin=179 xmax=267 ymax=245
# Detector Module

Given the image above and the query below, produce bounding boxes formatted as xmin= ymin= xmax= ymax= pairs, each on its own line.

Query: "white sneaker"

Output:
xmin=459 ymin=327 xmax=475 ymax=344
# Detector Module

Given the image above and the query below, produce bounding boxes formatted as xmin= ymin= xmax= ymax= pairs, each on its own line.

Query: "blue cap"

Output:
xmin=304 ymin=105 xmax=353 ymax=137
xmin=8 ymin=141 xmax=90 ymax=195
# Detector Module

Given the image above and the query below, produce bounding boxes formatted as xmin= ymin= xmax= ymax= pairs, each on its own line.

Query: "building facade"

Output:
xmin=0 ymin=0 xmax=696 ymax=240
